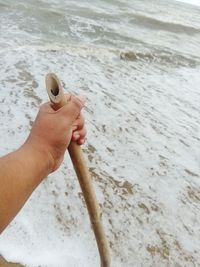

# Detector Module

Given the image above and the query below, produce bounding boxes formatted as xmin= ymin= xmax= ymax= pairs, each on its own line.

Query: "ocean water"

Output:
xmin=0 ymin=0 xmax=200 ymax=266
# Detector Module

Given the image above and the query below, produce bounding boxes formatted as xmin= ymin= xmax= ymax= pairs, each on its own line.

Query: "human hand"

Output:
xmin=24 ymin=94 xmax=86 ymax=173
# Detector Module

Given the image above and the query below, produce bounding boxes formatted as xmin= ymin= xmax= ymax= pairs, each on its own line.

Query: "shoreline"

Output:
xmin=0 ymin=256 xmax=24 ymax=267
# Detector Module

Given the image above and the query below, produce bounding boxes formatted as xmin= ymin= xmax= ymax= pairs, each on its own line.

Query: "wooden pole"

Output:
xmin=45 ymin=73 xmax=111 ymax=267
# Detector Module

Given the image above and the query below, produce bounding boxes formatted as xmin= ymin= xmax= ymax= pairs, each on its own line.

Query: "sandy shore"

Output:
xmin=0 ymin=256 xmax=23 ymax=267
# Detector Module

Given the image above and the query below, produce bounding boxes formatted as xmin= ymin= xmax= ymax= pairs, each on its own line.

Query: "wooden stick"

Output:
xmin=45 ymin=73 xmax=111 ymax=267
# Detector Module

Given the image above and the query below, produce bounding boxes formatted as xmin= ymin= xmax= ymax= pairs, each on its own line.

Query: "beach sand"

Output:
xmin=0 ymin=256 xmax=23 ymax=267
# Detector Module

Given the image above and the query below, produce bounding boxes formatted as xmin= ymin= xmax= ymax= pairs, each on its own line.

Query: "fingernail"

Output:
xmin=74 ymin=134 xmax=80 ymax=140
xmin=80 ymin=139 xmax=85 ymax=144
xmin=72 ymin=125 xmax=78 ymax=131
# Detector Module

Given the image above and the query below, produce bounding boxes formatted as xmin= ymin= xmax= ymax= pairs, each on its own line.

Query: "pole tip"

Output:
xmin=45 ymin=73 xmax=64 ymax=104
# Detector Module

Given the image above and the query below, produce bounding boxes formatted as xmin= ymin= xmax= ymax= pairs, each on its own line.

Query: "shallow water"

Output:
xmin=0 ymin=0 xmax=200 ymax=266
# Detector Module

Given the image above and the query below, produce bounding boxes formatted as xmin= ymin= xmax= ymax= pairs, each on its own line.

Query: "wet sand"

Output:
xmin=0 ymin=256 xmax=23 ymax=267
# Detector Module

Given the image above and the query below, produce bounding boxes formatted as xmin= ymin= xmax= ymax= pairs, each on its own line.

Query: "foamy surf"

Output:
xmin=175 ymin=0 xmax=200 ymax=6
xmin=0 ymin=0 xmax=200 ymax=266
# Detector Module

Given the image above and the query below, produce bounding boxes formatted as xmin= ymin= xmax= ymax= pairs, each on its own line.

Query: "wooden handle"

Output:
xmin=45 ymin=73 xmax=111 ymax=267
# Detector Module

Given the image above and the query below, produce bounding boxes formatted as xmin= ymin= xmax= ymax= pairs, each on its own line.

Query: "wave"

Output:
xmin=175 ymin=0 xmax=200 ymax=7
xmin=119 ymin=50 xmax=199 ymax=67
xmin=0 ymin=42 xmax=199 ymax=69
xmin=130 ymin=14 xmax=200 ymax=35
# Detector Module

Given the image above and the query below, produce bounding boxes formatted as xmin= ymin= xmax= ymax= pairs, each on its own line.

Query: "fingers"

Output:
xmin=59 ymin=95 xmax=86 ymax=124
xmin=77 ymin=138 xmax=85 ymax=145
xmin=40 ymin=102 xmax=54 ymax=112
xmin=72 ymin=126 xmax=87 ymax=144
xmin=44 ymin=93 xmax=87 ymax=146
xmin=72 ymin=113 xmax=85 ymax=131
xmin=72 ymin=112 xmax=86 ymax=145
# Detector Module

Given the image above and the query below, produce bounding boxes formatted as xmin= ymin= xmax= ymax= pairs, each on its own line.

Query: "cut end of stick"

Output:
xmin=45 ymin=73 xmax=64 ymax=104
xmin=50 ymin=83 xmax=59 ymax=96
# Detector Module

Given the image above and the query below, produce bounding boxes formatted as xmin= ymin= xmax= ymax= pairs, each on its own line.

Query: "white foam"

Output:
xmin=0 ymin=1 xmax=200 ymax=266
xmin=0 ymin=43 xmax=200 ymax=266
xmin=175 ymin=0 xmax=200 ymax=6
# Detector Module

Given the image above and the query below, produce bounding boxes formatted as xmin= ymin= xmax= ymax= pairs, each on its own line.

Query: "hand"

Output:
xmin=71 ymin=113 xmax=87 ymax=145
xmin=24 ymin=94 xmax=86 ymax=173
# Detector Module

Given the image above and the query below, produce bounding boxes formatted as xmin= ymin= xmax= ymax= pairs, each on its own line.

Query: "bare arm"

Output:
xmin=0 ymin=94 xmax=86 ymax=233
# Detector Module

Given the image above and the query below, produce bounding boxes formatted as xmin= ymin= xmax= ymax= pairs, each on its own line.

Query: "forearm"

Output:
xmin=0 ymin=95 xmax=85 ymax=233
xmin=0 ymin=143 xmax=51 ymax=233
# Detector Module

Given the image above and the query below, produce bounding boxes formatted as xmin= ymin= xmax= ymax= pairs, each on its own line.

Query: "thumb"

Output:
xmin=59 ymin=95 xmax=86 ymax=124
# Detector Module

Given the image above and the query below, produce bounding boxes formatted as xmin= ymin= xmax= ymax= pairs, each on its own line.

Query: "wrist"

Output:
xmin=21 ymin=137 xmax=54 ymax=178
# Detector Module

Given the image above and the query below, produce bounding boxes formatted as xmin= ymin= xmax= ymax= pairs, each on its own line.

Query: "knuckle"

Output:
xmin=40 ymin=102 xmax=53 ymax=113
xmin=39 ymin=103 xmax=48 ymax=113
xmin=40 ymin=103 xmax=47 ymax=110
xmin=78 ymin=118 xmax=84 ymax=128
xmin=71 ymin=95 xmax=84 ymax=109
xmin=82 ymin=127 xmax=87 ymax=136
xmin=80 ymin=115 xmax=85 ymax=124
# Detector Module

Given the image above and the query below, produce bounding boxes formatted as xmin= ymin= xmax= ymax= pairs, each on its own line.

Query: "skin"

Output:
xmin=0 ymin=94 xmax=86 ymax=233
